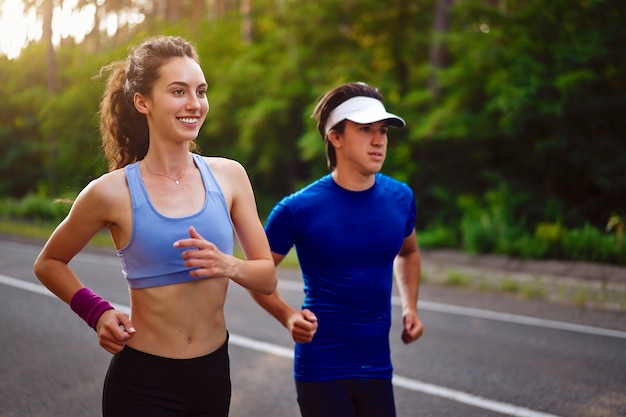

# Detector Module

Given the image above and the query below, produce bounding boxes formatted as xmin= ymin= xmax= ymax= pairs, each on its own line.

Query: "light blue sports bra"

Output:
xmin=117 ymin=153 xmax=234 ymax=289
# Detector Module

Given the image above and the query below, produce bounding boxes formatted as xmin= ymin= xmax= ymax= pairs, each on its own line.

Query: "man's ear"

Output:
xmin=133 ymin=92 xmax=150 ymax=115
xmin=327 ymin=129 xmax=342 ymax=148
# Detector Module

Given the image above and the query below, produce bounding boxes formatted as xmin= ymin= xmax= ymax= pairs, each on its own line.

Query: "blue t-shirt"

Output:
xmin=265 ymin=173 xmax=416 ymax=382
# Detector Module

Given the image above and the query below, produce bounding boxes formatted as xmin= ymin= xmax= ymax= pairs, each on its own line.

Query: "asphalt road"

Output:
xmin=1 ymin=238 xmax=625 ymax=417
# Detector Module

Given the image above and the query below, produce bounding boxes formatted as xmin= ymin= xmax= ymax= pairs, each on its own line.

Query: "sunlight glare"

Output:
xmin=0 ymin=0 xmax=97 ymax=59
xmin=53 ymin=0 xmax=96 ymax=44
xmin=0 ymin=0 xmax=41 ymax=59
xmin=1 ymin=0 xmax=146 ymax=59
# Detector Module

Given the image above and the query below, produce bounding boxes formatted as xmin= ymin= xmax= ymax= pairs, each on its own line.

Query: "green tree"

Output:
xmin=1 ymin=0 xmax=624 ymax=248
xmin=412 ymin=0 xmax=626 ymax=228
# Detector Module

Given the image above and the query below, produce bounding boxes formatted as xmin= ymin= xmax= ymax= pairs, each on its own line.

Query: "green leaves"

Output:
xmin=0 ymin=0 xmax=623 ymax=245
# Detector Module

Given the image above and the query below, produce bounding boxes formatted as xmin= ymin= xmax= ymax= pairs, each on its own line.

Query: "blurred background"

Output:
xmin=0 ymin=0 xmax=624 ymax=265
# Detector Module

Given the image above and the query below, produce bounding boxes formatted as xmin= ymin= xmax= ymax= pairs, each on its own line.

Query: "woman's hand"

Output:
xmin=174 ymin=226 xmax=232 ymax=279
xmin=96 ymin=309 xmax=136 ymax=354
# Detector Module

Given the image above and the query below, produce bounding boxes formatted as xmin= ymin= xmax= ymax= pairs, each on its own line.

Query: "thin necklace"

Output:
xmin=143 ymin=156 xmax=192 ymax=185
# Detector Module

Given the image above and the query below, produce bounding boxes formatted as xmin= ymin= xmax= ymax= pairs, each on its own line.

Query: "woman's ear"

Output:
xmin=133 ymin=92 xmax=150 ymax=115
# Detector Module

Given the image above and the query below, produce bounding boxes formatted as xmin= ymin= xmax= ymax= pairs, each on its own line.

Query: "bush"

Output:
xmin=505 ymin=234 xmax=549 ymax=259
xmin=457 ymin=185 xmax=525 ymax=255
xmin=561 ymin=224 xmax=618 ymax=264
xmin=532 ymin=222 xmax=567 ymax=258
xmin=0 ymin=197 xmax=20 ymax=218
xmin=0 ymin=193 xmax=72 ymax=223
xmin=417 ymin=224 xmax=459 ymax=248
xmin=451 ymin=185 xmax=626 ymax=265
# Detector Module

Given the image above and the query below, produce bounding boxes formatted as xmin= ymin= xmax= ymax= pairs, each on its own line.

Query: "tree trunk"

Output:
xmin=208 ymin=0 xmax=227 ymax=20
xmin=428 ymin=0 xmax=453 ymax=97
xmin=191 ymin=0 xmax=205 ymax=22
xmin=43 ymin=0 xmax=57 ymax=195
xmin=168 ymin=0 xmax=182 ymax=21
xmin=240 ymin=0 xmax=253 ymax=44
xmin=153 ymin=0 xmax=168 ymax=21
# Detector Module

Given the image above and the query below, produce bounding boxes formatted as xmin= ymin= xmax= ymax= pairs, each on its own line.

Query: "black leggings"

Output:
xmin=296 ymin=377 xmax=396 ymax=417
xmin=102 ymin=337 xmax=231 ymax=417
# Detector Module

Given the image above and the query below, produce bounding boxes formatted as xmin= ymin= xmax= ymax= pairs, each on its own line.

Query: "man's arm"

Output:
xmin=393 ymin=230 xmax=424 ymax=344
xmin=249 ymin=252 xmax=318 ymax=343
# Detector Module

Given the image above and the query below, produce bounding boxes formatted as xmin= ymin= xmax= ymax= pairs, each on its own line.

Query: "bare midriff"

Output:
xmin=127 ymin=277 xmax=229 ymax=358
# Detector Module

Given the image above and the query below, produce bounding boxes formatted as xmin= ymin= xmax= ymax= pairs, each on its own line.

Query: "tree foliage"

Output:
xmin=0 ymin=0 xmax=623 ymax=235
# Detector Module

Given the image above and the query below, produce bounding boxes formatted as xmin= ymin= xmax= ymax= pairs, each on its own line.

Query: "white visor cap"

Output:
xmin=324 ymin=96 xmax=405 ymax=136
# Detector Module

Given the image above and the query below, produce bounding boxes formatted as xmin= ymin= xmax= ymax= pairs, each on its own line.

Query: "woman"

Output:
xmin=33 ymin=35 xmax=277 ymax=416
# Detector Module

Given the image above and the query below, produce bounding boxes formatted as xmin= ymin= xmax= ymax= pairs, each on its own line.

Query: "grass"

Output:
xmin=500 ymin=279 xmax=519 ymax=293
xmin=0 ymin=220 xmax=59 ymax=241
xmin=519 ymin=278 xmax=547 ymax=300
xmin=444 ymin=270 xmax=472 ymax=287
xmin=571 ymin=285 xmax=590 ymax=308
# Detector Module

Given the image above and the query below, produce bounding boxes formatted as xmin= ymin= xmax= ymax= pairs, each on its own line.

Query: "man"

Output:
xmin=250 ymin=82 xmax=424 ymax=417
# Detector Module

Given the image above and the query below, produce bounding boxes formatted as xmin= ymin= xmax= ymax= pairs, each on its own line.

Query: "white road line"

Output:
xmin=278 ymin=280 xmax=626 ymax=339
xmin=0 ymin=273 xmax=577 ymax=417
xmin=0 ymin=274 xmax=52 ymax=296
xmin=391 ymin=375 xmax=560 ymax=417
xmin=415 ymin=300 xmax=626 ymax=339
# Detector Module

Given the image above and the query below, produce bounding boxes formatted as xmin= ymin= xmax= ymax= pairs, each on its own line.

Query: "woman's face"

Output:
xmin=139 ymin=56 xmax=209 ymax=144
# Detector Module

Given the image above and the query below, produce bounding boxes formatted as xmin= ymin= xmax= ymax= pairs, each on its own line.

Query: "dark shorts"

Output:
xmin=296 ymin=377 xmax=396 ymax=417
xmin=102 ymin=336 xmax=231 ymax=417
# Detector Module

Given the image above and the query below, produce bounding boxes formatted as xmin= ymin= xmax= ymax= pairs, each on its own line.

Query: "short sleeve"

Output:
xmin=404 ymin=186 xmax=417 ymax=237
xmin=264 ymin=197 xmax=296 ymax=255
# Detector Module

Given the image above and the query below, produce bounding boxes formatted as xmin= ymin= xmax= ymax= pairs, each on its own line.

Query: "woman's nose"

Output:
xmin=186 ymin=95 xmax=201 ymax=110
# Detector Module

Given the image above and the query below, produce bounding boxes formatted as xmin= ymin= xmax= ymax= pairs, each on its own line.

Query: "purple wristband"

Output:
xmin=70 ymin=287 xmax=114 ymax=331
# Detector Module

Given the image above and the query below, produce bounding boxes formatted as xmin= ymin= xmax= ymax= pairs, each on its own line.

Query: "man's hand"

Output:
xmin=287 ymin=309 xmax=318 ymax=343
xmin=401 ymin=310 xmax=423 ymax=344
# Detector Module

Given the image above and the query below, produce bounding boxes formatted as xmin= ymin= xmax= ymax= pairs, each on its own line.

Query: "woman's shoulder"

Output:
xmin=201 ymin=155 xmax=243 ymax=167
xmin=79 ymin=168 xmax=128 ymax=201
xmin=91 ymin=167 xmax=127 ymax=186
xmin=200 ymin=156 xmax=247 ymax=177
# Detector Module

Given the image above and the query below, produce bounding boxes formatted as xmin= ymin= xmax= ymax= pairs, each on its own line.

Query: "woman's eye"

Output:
xmin=173 ymin=89 xmax=184 ymax=95
xmin=197 ymin=90 xmax=207 ymax=97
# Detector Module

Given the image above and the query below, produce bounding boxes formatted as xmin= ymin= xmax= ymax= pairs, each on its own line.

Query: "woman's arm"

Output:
xmin=33 ymin=175 xmax=135 ymax=353
xmin=178 ymin=158 xmax=277 ymax=294
xmin=34 ymin=180 xmax=112 ymax=302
